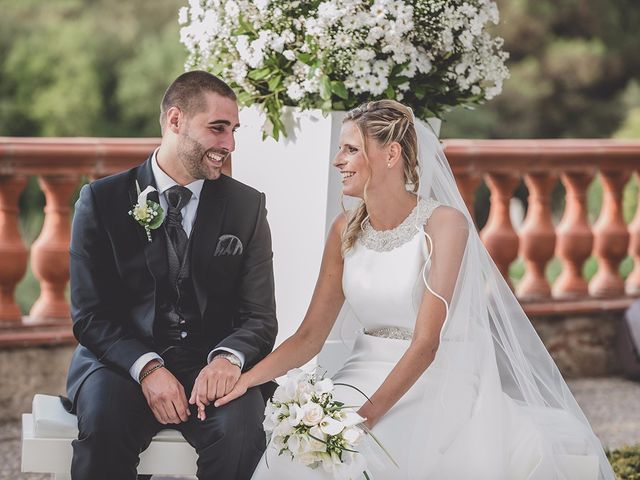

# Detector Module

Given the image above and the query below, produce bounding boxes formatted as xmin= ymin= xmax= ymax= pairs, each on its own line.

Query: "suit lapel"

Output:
xmin=130 ymin=155 xmax=169 ymax=288
xmin=191 ymin=177 xmax=227 ymax=316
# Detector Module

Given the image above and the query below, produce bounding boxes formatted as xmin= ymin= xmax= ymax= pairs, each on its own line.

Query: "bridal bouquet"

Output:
xmin=262 ymin=368 xmax=377 ymax=479
xmin=179 ymin=0 xmax=509 ymax=139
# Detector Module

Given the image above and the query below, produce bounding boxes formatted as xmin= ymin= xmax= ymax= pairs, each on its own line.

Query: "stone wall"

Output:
xmin=0 ymin=345 xmax=74 ymax=422
xmin=532 ymin=311 xmax=622 ymax=378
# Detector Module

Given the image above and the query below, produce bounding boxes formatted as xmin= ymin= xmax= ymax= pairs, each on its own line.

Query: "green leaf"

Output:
xmin=385 ymin=85 xmax=396 ymax=99
xmin=331 ymin=80 xmax=348 ymax=100
xmin=147 ymin=202 xmax=165 ymax=229
xmin=298 ymin=52 xmax=313 ymax=65
xmin=248 ymin=68 xmax=271 ymax=81
xmin=267 ymin=75 xmax=282 ymax=91
xmin=320 ymin=75 xmax=332 ymax=101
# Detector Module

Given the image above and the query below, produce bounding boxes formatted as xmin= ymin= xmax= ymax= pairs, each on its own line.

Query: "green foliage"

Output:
xmin=0 ymin=0 xmax=186 ymax=137
xmin=607 ymin=445 xmax=640 ymax=480
xmin=442 ymin=0 xmax=640 ymax=139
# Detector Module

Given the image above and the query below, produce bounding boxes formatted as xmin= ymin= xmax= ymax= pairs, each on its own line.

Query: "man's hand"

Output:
xmin=189 ymin=356 xmax=241 ymax=420
xmin=140 ymin=360 xmax=190 ymax=425
xmin=213 ymin=373 xmax=250 ymax=408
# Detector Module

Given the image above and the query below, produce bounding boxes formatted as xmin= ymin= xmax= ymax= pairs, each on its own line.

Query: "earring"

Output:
xmin=387 ymin=161 xmax=391 ymax=168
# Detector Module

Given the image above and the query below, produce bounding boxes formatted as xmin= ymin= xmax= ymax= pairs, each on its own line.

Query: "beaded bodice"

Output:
xmin=358 ymin=197 xmax=440 ymax=252
xmin=342 ymin=197 xmax=441 ymax=337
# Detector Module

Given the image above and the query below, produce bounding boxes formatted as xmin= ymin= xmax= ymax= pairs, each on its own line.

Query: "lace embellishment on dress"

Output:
xmin=365 ymin=326 xmax=413 ymax=340
xmin=359 ymin=197 xmax=440 ymax=252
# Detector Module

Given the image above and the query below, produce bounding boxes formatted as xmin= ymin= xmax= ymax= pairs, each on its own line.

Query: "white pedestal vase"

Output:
xmin=233 ymin=107 xmax=440 ymax=376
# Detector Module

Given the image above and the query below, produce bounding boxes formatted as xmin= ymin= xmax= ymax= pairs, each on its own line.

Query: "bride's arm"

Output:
xmin=358 ymin=206 xmax=469 ymax=428
xmin=215 ymin=214 xmax=347 ymax=407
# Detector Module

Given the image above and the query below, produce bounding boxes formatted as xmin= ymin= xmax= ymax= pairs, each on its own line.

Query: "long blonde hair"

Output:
xmin=341 ymin=100 xmax=420 ymax=254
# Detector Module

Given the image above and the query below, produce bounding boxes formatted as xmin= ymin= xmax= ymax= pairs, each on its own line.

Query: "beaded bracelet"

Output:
xmin=140 ymin=363 xmax=164 ymax=383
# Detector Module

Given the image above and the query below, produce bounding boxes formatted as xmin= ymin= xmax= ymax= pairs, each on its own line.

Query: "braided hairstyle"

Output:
xmin=341 ymin=100 xmax=420 ymax=254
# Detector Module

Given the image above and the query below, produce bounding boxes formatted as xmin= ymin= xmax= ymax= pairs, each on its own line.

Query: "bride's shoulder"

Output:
xmin=330 ymin=211 xmax=349 ymax=233
xmin=426 ymin=203 xmax=469 ymax=232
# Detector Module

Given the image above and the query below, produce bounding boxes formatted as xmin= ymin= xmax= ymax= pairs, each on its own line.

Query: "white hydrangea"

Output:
xmin=181 ymin=0 xmax=509 ymax=138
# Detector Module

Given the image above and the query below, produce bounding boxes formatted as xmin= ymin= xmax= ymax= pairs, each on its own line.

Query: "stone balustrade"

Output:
xmin=1 ymin=137 xmax=640 ymax=347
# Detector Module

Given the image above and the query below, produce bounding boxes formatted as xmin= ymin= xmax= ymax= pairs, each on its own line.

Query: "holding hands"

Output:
xmin=189 ymin=355 xmax=242 ymax=420
xmin=140 ymin=354 xmax=243 ymax=423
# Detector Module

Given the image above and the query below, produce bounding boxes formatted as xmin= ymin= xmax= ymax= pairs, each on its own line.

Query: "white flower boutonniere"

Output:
xmin=128 ymin=180 xmax=165 ymax=242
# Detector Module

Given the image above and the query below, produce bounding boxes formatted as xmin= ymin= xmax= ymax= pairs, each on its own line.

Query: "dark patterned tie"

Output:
xmin=165 ymin=185 xmax=192 ymax=265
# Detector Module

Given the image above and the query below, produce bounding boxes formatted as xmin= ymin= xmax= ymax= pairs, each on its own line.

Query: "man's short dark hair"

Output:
xmin=160 ymin=70 xmax=236 ymax=128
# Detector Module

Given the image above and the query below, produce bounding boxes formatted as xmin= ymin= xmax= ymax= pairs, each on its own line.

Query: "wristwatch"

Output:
xmin=215 ymin=352 xmax=242 ymax=369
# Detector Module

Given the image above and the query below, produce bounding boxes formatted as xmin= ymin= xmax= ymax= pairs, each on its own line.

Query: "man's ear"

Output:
xmin=165 ymin=107 xmax=182 ymax=134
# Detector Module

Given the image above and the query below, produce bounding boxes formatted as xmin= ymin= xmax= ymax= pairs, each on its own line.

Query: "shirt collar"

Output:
xmin=151 ymin=148 xmax=204 ymax=200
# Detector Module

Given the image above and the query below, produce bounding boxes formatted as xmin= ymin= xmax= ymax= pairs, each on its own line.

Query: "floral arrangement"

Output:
xmin=262 ymin=368 xmax=389 ymax=479
xmin=179 ymin=0 xmax=509 ymax=139
xmin=129 ymin=181 xmax=164 ymax=242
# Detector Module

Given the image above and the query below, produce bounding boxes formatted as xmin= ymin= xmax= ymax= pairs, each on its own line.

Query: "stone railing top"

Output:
xmin=0 ymin=137 xmax=161 ymax=176
xmin=2 ymin=137 xmax=640 ymax=177
xmin=443 ymin=138 xmax=640 ymax=172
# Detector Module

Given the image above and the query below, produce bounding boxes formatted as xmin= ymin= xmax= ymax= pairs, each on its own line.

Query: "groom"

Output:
xmin=64 ymin=71 xmax=277 ymax=479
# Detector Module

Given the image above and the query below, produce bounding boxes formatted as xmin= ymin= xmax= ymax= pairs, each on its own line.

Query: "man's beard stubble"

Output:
xmin=177 ymin=131 xmax=227 ymax=181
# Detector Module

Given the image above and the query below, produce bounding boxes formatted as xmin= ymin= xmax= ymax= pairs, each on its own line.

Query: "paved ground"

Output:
xmin=4 ymin=377 xmax=640 ymax=480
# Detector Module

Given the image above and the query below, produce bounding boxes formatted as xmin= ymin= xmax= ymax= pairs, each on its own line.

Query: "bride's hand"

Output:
xmin=214 ymin=374 xmax=250 ymax=407
xmin=357 ymin=403 xmax=381 ymax=429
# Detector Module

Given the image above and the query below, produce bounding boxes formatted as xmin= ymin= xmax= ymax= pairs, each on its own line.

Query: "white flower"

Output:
xmin=342 ymin=426 xmax=364 ymax=445
xmin=224 ymin=1 xmax=239 ymax=17
xmin=319 ymin=415 xmax=345 ymax=436
xmin=283 ymin=49 xmax=296 ymax=61
xmin=254 ymin=0 xmax=270 ymax=11
xmin=337 ymin=409 xmax=365 ymax=427
xmin=178 ymin=7 xmax=189 ymax=25
xmin=314 ymin=378 xmax=334 ymax=395
xmin=288 ymin=403 xmax=305 ymax=427
xmin=286 ymin=82 xmax=304 ymax=101
xmin=352 ymin=60 xmax=370 ymax=77
xmin=301 ymin=402 xmax=325 ymax=426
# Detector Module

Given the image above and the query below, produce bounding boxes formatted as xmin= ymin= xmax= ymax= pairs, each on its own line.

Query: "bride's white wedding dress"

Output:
xmin=251 ymin=197 xmax=607 ymax=480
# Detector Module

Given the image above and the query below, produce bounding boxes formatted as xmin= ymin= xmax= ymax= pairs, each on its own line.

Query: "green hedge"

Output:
xmin=607 ymin=445 xmax=640 ymax=479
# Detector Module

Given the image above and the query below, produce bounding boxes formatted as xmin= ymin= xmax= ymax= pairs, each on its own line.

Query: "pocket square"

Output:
xmin=214 ymin=234 xmax=243 ymax=256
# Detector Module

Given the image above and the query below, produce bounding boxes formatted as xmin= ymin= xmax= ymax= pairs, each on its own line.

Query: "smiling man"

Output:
xmin=64 ymin=71 xmax=278 ymax=480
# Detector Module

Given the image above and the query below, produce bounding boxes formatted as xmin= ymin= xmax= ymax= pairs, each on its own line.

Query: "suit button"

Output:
xmin=180 ymin=331 xmax=188 ymax=339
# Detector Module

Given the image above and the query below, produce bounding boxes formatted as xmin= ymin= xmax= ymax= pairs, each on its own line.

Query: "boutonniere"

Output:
xmin=128 ymin=180 xmax=165 ymax=242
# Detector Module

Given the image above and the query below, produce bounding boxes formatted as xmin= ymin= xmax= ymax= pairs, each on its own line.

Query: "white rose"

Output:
xmin=301 ymin=402 xmax=325 ymax=426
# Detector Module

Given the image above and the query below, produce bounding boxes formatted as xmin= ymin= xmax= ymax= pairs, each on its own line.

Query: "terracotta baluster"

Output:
xmin=626 ymin=171 xmax=640 ymax=294
xmin=480 ymin=173 xmax=520 ymax=287
xmin=454 ymin=172 xmax=481 ymax=221
xmin=518 ymin=173 xmax=556 ymax=299
xmin=28 ymin=175 xmax=78 ymax=323
xmin=554 ymin=172 xmax=594 ymax=298
xmin=590 ymin=170 xmax=630 ymax=297
xmin=0 ymin=176 xmax=29 ymax=324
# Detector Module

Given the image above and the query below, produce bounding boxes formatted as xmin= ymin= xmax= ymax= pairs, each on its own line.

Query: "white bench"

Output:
xmin=21 ymin=394 xmax=197 ymax=479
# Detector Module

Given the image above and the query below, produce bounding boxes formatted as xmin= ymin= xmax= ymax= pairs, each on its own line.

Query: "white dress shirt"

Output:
xmin=129 ymin=149 xmax=245 ymax=382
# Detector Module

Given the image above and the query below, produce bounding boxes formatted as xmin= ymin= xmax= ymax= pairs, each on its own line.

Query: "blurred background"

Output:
xmin=2 ymin=0 xmax=639 ymax=315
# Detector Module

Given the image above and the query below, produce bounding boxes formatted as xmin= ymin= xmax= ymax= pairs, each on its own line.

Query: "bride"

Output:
xmin=215 ymin=100 xmax=614 ymax=479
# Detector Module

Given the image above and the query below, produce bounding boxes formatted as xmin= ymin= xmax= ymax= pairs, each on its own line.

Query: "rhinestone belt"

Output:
xmin=364 ymin=326 xmax=413 ymax=340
